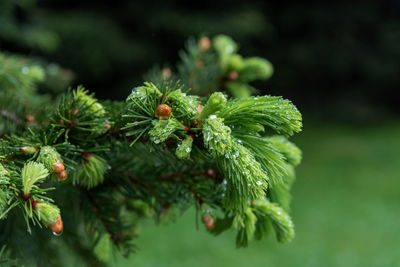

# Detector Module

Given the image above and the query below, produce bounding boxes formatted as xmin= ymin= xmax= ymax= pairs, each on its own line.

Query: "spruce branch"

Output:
xmin=0 ymin=34 xmax=303 ymax=264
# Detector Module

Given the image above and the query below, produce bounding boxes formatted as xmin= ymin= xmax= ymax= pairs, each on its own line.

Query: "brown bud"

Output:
xmin=162 ymin=68 xmax=172 ymax=80
xmin=199 ymin=37 xmax=211 ymax=52
xmin=31 ymin=199 xmax=38 ymax=210
xmin=49 ymin=216 xmax=63 ymax=234
xmin=202 ymin=214 xmax=214 ymax=229
xmin=56 ymin=170 xmax=68 ymax=181
xmin=82 ymin=152 xmax=93 ymax=158
xmin=60 ymin=119 xmax=65 ymax=125
xmin=196 ymin=104 xmax=203 ymax=113
xmin=155 ymin=104 xmax=172 ymax=120
xmin=228 ymin=71 xmax=239 ymax=81
xmin=207 ymin=168 xmax=217 ymax=178
xmin=104 ymin=123 xmax=111 ymax=130
xmin=26 ymin=114 xmax=36 ymax=123
xmin=52 ymin=159 xmax=65 ymax=173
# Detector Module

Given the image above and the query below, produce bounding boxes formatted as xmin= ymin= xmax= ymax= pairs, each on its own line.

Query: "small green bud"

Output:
xmin=227 ymin=54 xmax=243 ymax=71
xmin=28 ymin=65 xmax=46 ymax=82
xmin=213 ymin=35 xmax=239 ymax=71
xmin=149 ymin=118 xmax=184 ymax=144
xmin=21 ymin=162 xmax=49 ymax=195
xmin=239 ymin=57 xmax=273 ymax=82
xmin=35 ymin=202 xmax=60 ymax=225
xmin=213 ymin=35 xmax=238 ymax=56
xmin=225 ymin=81 xmax=252 ymax=98
xmin=128 ymin=84 xmax=162 ymax=101
xmin=175 ymin=136 xmax=193 ymax=160
xmin=199 ymin=92 xmax=227 ymax=120
xmin=74 ymin=88 xmax=105 ymax=116
xmin=21 ymin=146 xmax=38 ymax=155
xmin=75 ymin=153 xmax=107 ymax=189
xmin=37 ymin=146 xmax=60 ymax=172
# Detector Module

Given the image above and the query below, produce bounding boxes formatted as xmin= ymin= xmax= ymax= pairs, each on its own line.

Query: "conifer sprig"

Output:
xmin=0 ymin=34 xmax=303 ymax=265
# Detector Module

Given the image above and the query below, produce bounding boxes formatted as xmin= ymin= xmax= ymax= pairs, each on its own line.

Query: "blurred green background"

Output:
xmin=1 ymin=0 xmax=399 ymax=266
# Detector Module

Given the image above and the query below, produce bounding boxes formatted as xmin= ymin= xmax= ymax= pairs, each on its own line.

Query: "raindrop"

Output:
xmin=256 ymin=180 xmax=263 ymax=186
xmin=209 ymin=115 xmax=217 ymax=119
xmin=233 ymin=150 xmax=239 ymax=158
xmin=52 ymin=230 xmax=63 ymax=236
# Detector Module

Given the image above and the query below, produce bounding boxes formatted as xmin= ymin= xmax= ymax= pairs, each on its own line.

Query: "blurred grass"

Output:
xmin=116 ymin=123 xmax=400 ymax=267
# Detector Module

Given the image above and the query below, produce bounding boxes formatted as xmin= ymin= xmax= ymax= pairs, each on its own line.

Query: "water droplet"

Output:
xmin=256 ymin=180 xmax=263 ymax=185
xmin=185 ymin=147 xmax=190 ymax=152
xmin=233 ymin=150 xmax=239 ymax=158
xmin=225 ymin=153 xmax=230 ymax=159
xmin=52 ymin=230 xmax=63 ymax=236
xmin=209 ymin=115 xmax=217 ymax=119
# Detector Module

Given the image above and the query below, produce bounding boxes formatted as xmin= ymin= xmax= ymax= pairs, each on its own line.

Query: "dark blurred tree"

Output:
xmin=1 ymin=0 xmax=399 ymax=119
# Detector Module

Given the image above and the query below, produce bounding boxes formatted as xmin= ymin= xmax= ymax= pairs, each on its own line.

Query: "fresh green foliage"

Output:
xmin=73 ymin=154 xmax=108 ymax=189
xmin=21 ymin=162 xmax=49 ymax=195
xmin=0 ymin=35 xmax=302 ymax=266
xmin=252 ymin=198 xmax=294 ymax=243
xmin=220 ymin=96 xmax=302 ymax=136
xmin=198 ymin=92 xmax=227 ymax=120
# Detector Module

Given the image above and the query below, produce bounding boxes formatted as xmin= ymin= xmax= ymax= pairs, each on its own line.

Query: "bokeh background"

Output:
xmin=1 ymin=0 xmax=399 ymax=266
